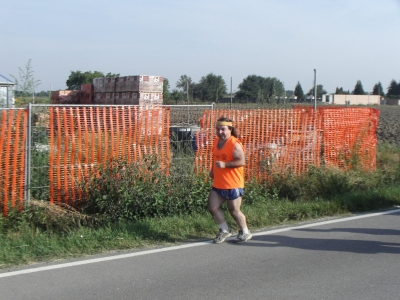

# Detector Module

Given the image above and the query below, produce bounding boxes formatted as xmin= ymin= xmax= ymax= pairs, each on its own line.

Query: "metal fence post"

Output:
xmin=24 ymin=103 xmax=32 ymax=205
xmin=6 ymin=86 xmax=10 ymax=108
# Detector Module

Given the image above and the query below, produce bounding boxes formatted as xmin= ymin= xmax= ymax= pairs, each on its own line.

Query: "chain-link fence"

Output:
xmin=29 ymin=104 xmax=51 ymax=201
xmin=15 ymin=104 xmax=213 ymax=207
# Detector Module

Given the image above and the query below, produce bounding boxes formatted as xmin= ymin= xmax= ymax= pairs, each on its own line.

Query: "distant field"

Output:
xmin=376 ymin=105 xmax=400 ymax=145
xmin=14 ymin=97 xmax=51 ymax=106
xmin=212 ymin=102 xmax=400 ymax=145
xmin=12 ymin=99 xmax=399 ymax=145
xmin=215 ymin=102 xmax=400 ymax=145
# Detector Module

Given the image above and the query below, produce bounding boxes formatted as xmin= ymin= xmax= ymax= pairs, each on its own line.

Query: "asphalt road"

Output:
xmin=1 ymin=209 xmax=399 ymax=300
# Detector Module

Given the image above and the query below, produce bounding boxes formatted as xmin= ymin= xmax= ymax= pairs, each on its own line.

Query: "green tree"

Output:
xmin=66 ymin=71 xmax=119 ymax=90
xmin=163 ymin=78 xmax=171 ymax=102
xmin=235 ymin=75 xmax=265 ymax=101
xmin=285 ymin=90 xmax=294 ymax=97
xmin=387 ymin=79 xmax=400 ymax=97
xmin=169 ymin=89 xmax=186 ymax=104
xmin=335 ymin=87 xmax=350 ymax=94
xmin=195 ymin=73 xmax=227 ymax=102
xmin=236 ymin=75 xmax=285 ymax=103
xmin=9 ymin=59 xmax=41 ymax=102
xmin=294 ymin=82 xmax=305 ymax=102
xmin=175 ymin=75 xmax=193 ymax=92
xmin=175 ymin=74 xmax=197 ymax=101
xmin=307 ymin=84 xmax=327 ymax=99
xmin=372 ymin=82 xmax=385 ymax=96
xmin=265 ymin=77 xmax=285 ymax=102
xmin=352 ymin=80 xmax=365 ymax=95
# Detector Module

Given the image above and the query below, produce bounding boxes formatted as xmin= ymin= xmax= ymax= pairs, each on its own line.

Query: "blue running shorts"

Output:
xmin=212 ymin=187 xmax=244 ymax=200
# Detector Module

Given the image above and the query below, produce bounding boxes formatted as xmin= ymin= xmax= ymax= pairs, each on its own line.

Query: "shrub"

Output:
xmin=81 ymin=156 xmax=212 ymax=222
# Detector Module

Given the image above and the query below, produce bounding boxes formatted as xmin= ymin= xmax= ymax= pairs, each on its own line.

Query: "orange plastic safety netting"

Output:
xmin=194 ymin=108 xmax=322 ymax=181
xmin=0 ymin=109 xmax=27 ymax=216
xmin=48 ymin=105 xmax=171 ymax=205
xmin=320 ymin=107 xmax=380 ymax=169
xmin=195 ymin=107 xmax=379 ymax=181
xmin=1 ymin=106 xmax=380 ymax=213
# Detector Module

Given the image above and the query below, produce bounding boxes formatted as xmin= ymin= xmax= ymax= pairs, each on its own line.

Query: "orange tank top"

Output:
xmin=212 ymin=136 xmax=245 ymax=189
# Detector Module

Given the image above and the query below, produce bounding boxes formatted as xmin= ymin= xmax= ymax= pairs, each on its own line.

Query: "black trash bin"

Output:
xmin=170 ymin=126 xmax=200 ymax=152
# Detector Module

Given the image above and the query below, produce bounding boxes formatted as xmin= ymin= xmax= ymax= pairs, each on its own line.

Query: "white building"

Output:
xmin=0 ymin=74 xmax=15 ymax=108
xmin=321 ymin=94 xmax=380 ymax=105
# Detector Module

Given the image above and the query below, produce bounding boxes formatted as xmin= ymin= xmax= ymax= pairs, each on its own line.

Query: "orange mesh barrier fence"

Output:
xmin=0 ymin=105 xmax=380 ymax=214
xmin=48 ymin=105 xmax=170 ymax=206
xmin=0 ymin=109 xmax=27 ymax=216
xmin=195 ymin=108 xmax=322 ymax=181
xmin=320 ymin=107 xmax=380 ymax=169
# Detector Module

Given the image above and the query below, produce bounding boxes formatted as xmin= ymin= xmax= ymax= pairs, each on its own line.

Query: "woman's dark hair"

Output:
xmin=217 ymin=116 xmax=238 ymax=138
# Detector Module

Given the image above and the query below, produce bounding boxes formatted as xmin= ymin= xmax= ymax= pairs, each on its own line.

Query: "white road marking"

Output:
xmin=252 ymin=208 xmax=400 ymax=236
xmin=1 ymin=208 xmax=399 ymax=278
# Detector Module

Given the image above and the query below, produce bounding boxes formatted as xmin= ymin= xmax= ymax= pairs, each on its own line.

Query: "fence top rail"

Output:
xmin=0 ymin=107 xmax=26 ymax=110
xmin=29 ymin=104 xmax=167 ymax=107
xmin=29 ymin=104 xmax=214 ymax=108
xmin=164 ymin=105 xmax=213 ymax=107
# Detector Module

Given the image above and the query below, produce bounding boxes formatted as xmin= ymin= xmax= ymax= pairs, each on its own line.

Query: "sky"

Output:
xmin=1 ymin=0 xmax=400 ymax=95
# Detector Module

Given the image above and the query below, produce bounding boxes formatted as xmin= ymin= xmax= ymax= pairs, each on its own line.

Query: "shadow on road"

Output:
xmin=295 ymin=227 xmax=400 ymax=236
xmin=235 ymin=211 xmax=400 ymax=254
xmin=236 ymin=232 xmax=400 ymax=254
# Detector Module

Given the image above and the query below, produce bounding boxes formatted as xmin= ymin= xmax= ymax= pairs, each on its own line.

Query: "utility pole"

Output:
xmin=314 ymin=69 xmax=317 ymax=112
xmin=186 ymin=80 xmax=189 ymax=125
xmin=230 ymin=77 xmax=232 ymax=109
xmin=186 ymin=80 xmax=189 ymax=105
xmin=284 ymin=81 xmax=286 ymax=104
xmin=378 ymin=82 xmax=381 ymax=104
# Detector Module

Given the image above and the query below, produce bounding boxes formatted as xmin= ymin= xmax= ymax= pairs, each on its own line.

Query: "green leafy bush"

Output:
xmin=81 ymin=156 xmax=212 ymax=222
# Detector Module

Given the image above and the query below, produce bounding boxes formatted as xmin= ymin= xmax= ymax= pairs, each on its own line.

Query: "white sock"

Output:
xmin=242 ymin=228 xmax=249 ymax=234
xmin=218 ymin=222 xmax=229 ymax=232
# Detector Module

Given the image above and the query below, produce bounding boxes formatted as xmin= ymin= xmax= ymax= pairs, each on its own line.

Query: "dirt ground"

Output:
xmin=377 ymin=106 xmax=400 ymax=145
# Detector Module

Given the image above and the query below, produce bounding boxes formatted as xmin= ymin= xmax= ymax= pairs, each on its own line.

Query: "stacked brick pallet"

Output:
xmin=93 ymin=75 xmax=164 ymax=105
xmin=51 ymin=84 xmax=93 ymax=104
